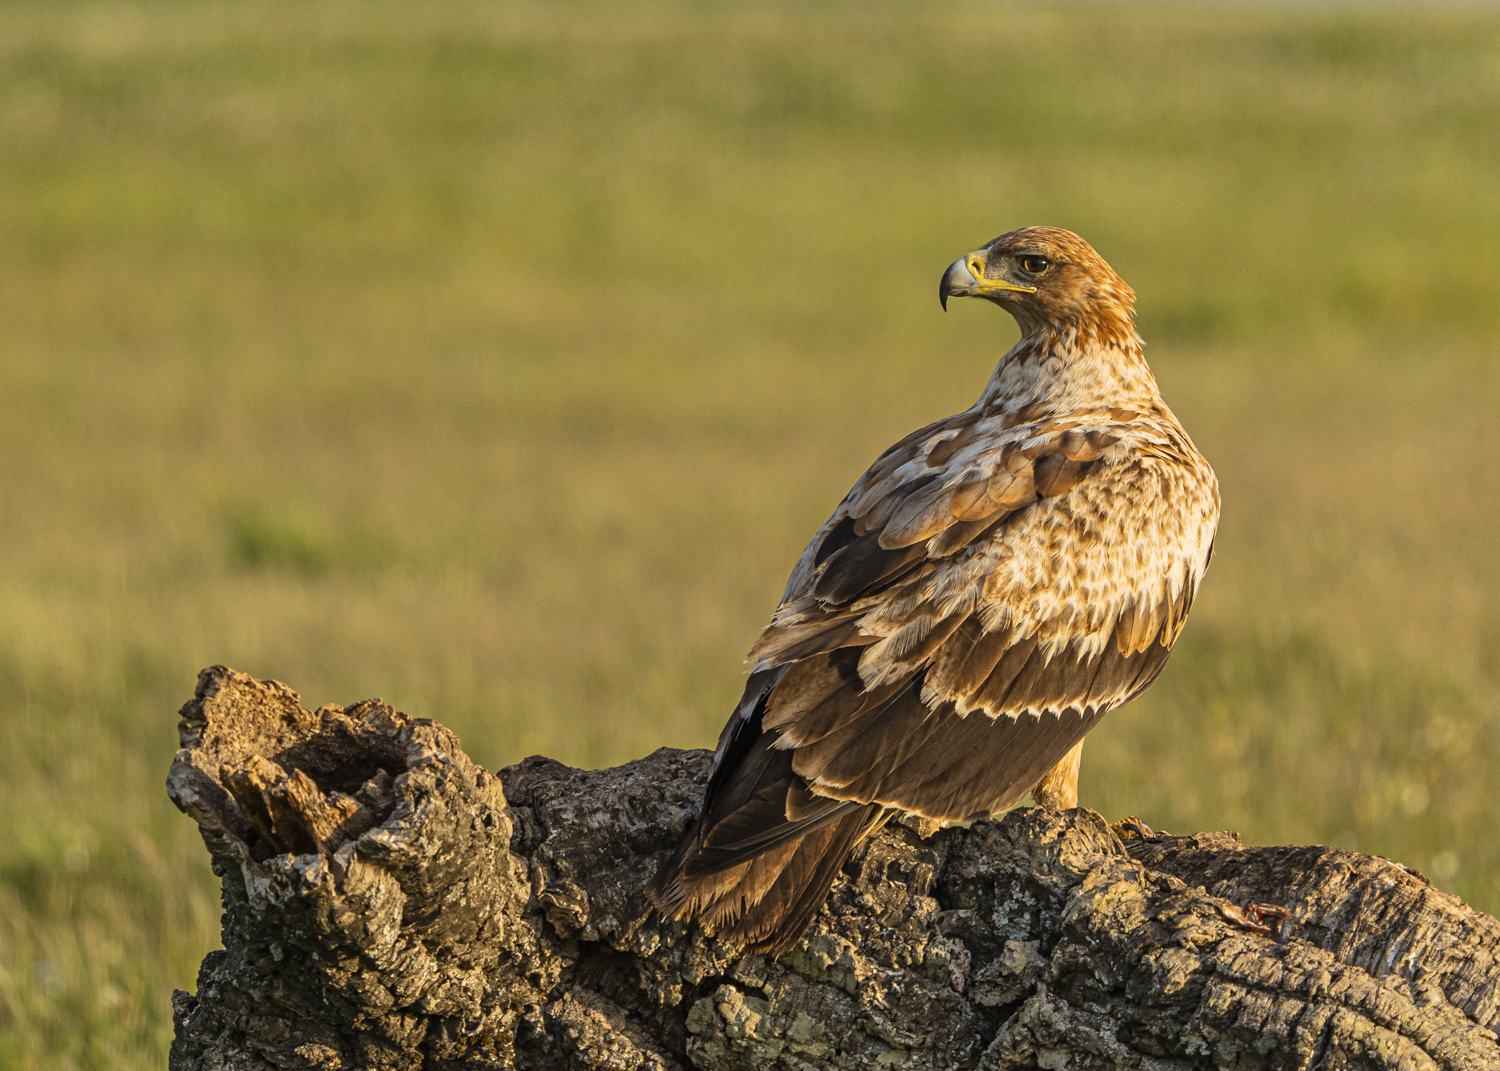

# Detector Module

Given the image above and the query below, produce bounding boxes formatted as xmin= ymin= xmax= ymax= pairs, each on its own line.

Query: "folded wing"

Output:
xmin=651 ymin=409 xmax=1217 ymax=951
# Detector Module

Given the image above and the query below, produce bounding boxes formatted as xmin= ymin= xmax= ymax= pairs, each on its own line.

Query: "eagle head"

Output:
xmin=940 ymin=226 xmax=1137 ymax=349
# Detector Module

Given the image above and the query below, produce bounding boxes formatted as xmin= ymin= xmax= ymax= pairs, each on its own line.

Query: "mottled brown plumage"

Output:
xmin=650 ymin=227 xmax=1220 ymax=954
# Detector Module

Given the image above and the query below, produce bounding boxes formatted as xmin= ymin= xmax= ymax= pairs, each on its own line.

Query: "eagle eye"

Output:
xmin=1018 ymin=255 xmax=1050 ymax=275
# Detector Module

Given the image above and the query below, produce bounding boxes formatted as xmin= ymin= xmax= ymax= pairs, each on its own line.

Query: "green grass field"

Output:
xmin=2 ymin=2 xmax=1499 ymax=1064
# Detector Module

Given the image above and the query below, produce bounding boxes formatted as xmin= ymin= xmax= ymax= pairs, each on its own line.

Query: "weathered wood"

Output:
xmin=167 ymin=667 xmax=1500 ymax=1069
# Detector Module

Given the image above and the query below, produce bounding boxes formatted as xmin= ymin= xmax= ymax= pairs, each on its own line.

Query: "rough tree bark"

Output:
xmin=167 ymin=667 xmax=1500 ymax=1070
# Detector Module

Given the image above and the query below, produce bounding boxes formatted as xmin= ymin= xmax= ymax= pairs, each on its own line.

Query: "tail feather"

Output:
xmin=647 ymin=665 xmax=887 ymax=954
xmin=650 ymin=802 xmax=886 ymax=954
xmin=720 ymin=804 xmax=888 ymax=953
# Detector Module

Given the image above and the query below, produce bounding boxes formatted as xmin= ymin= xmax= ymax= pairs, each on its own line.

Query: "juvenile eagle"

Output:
xmin=650 ymin=227 xmax=1219 ymax=954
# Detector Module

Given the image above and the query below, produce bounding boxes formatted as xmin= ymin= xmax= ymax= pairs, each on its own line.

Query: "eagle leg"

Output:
xmin=1029 ymin=739 xmax=1084 ymax=809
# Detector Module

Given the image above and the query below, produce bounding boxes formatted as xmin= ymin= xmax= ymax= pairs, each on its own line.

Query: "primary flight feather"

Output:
xmin=650 ymin=226 xmax=1220 ymax=954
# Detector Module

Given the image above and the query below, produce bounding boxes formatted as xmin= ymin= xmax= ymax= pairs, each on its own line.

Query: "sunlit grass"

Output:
xmin=2 ymin=2 xmax=1499 ymax=1064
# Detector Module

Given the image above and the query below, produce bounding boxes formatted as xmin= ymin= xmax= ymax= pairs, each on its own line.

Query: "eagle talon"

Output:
xmin=1115 ymin=815 xmax=1170 ymax=841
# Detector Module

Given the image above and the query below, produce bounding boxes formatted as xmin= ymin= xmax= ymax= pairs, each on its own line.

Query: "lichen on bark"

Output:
xmin=168 ymin=668 xmax=1500 ymax=1069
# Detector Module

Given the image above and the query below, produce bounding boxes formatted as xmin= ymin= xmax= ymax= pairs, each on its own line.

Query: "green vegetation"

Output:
xmin=2 ymin=1 xmax=1498 ymax=1064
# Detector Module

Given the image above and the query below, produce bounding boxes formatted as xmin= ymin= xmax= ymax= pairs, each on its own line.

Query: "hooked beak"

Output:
xmin=939 ymin=253 xmax=1037 ymax=311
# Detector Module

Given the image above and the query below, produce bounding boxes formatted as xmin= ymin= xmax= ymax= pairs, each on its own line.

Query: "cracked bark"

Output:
xmin=167 ymin=667 xmax=1500 ymax=1070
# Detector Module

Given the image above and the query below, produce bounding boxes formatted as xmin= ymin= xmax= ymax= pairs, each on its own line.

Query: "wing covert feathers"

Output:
xmin=652 ymin=285 xmax=1220 ymax=955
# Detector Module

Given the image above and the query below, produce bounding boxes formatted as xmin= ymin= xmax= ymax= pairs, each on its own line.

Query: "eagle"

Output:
xmin=649 ymin=226 xmax=1220 ymax=954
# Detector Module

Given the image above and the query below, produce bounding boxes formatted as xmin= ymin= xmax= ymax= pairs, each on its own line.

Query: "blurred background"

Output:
xmin=2 ymin=1 xmax=1498 ymax=1064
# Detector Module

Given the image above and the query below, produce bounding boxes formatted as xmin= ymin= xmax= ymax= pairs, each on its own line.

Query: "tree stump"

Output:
xmin=167 ymin=667 xmax=1500 ymax=1069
